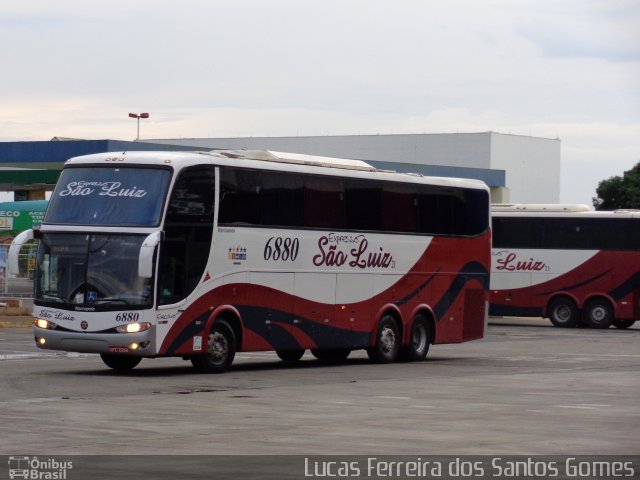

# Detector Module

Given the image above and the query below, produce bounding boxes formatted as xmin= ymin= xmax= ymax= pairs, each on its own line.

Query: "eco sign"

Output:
xmin=0 ymin=201 xmax=47 ymax=231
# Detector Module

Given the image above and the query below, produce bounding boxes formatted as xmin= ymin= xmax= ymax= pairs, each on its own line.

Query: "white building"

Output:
xmin=144 ymin=132 xmax=561 ymax=203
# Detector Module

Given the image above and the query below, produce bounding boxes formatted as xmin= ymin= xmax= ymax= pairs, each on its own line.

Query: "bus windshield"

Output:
xmin=45 ymin=166 xmax=171 ymax=226
xmin=35 ymin=233 xmax=153 ymax=309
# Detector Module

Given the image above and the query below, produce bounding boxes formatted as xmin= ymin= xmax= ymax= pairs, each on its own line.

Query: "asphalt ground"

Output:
xmin=0 ymin=318 xmax=638 ymax=456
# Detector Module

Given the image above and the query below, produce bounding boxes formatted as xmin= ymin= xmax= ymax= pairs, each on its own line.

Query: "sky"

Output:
xmin=1 ymin=0 xmax=639 ymax=205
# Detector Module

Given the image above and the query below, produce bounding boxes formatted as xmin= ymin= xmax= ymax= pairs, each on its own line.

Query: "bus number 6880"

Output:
xmin=264 ymin=237 xmax=299 ymax=261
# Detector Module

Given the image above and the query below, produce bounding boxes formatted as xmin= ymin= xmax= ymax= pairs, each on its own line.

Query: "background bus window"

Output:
xmin=492 ymin=217 xmax=540 ymax=248
xmin=158 ymin=167 xmax=215 ymax=305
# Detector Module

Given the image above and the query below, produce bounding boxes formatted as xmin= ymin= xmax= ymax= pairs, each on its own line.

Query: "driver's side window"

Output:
xmin=157 ymin=166 xmax=216 ymax=305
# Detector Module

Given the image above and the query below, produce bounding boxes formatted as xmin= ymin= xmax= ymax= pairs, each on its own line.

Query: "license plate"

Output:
xmin=108 ymin=346 xmax=130 ymax=353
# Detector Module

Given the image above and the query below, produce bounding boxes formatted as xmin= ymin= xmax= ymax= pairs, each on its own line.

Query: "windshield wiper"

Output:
xmin=41 ymin=293 xmax=66 ymax=302
xmin=94 ymin=297 xmax=130 ymax=305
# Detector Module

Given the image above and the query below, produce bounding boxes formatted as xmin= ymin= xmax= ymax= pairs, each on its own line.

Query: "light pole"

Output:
xmin=128 ymin=112 xmax=149 ymax=140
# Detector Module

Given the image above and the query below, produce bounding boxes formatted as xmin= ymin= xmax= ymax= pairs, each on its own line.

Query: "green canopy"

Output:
xmin=0 ymin=200 xmax=48 ymax=232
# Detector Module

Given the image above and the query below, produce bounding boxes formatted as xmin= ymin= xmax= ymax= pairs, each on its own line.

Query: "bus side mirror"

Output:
xmin=138 ymin=231 xmax=162 ymax=278
xmin=8 ymin=229 xmax=34 ymax=277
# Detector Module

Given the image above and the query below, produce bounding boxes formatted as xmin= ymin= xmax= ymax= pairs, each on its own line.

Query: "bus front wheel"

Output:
xmin=100 ymin=354 xmax=142 ymax=371
xmin=547 ymin=297 xmax=579 ymax=328
xmin=367 ymin=315 xmax=400 ymax=363
xmin=190 ymin=319 xmax=236 ymax=373
xmin=583 ymin=299 xmax=613 ymax=329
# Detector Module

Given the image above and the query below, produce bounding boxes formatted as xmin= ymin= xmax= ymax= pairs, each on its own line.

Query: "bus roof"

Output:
xmin=491 ymin=203 xmax=592 ymax=213
xmin=214 ymin=149 xmax=377 ymax=172
xmin=64 ymin=149 xmax=490 ymax=192
xmin=492 ymin=203 xmax=640 ymax=218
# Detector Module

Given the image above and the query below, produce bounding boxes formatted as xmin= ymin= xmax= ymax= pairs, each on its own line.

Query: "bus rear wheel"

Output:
xmin=190 ymin=319 xmax=236 ymax=373
xmin=367 ymin=315 xmax=400 ymax=363
xmin=276 ymin=349 xmax=305 ymax=362
xmin=547 ymin=297 xmax=579 ymax=328
xmin=612 ymin=319 xmax=635 ymax=329
xmin=100 ymin=354 xmax=142 ymax=371
xmin=583 ymin=299 xmax=613 ymax=329
xmin=399 ymin=315 xmax=431 ymax=362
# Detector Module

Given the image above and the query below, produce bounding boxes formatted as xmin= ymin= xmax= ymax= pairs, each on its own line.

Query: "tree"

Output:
xmin=593 ymin=161 xmax=640 ymax=210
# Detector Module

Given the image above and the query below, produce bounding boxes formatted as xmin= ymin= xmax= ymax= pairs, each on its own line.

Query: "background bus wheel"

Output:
xmin=398 ymin=315 xmax=431 ymax=362
xmin=547 ymin=297 xmax=579 ymax=328
xmin=612 ymin=319 xmax=635 ymax=329
xmin=583 ymin=299 xmax=613 ymax=329
xmin=190 ymin=319 xmax=236 ymax=373
xmin=100 ymin=354 xmax=142 ymax=371
xmin=276 ymin=349 xmax=305 ymax=362
xmin=310 ymin=348 xmax=350 ymax=362
xmin=367 ymin=315 xmax=400 ymax=363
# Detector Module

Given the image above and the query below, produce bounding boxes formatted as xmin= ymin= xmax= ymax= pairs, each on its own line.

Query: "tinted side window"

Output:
xmin=159 ymin=166 xmax=216 ymax=305
xmin=417 ymin=186 xmax=488 ymax=236
xmin=345 ymin=179 xmax=382 ymax=231
xmin=219 ymin=169 xmax=261 ymax=225
xmin=218 ymin=166 xmax=488 ymax=236
xmin=304 ymin=177 xmax=345 ymax=229
xmin=261 ymin=173 xmax=304 ymax=227
xmin=492 ymin=217 xmax=538 ymax=248
xmin=493 ymin=216 xmax=640 ymax=250
xmin=382 ymin=184 xmax=418 ymax=232
xmin=165 ymin=168 xmax=215 ymax=224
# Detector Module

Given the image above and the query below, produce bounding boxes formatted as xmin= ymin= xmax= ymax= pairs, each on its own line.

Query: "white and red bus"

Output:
xmin=490 ymin=204 xmax=640 ymax=329
xmin=11 ymin=149 xmax=490 ymax=372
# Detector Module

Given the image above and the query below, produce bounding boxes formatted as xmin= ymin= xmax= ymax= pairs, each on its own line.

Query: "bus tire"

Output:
xmin=276 ymin=349 xmax=305 ymax=362
xmin=547 ymin=297 xmax=579 ymax=328
xmin=190 ymin=319 xmax=236 ymax=373
xmin=100 ymin=354 xmax=142 ymax=371
xmin=367 ymin=315 xmax=400 ymax=363
xmin=398 ymin=315 xmax=431 ymax=362
xmin=612 ymin=319 xmax=635 ymax=329
xmin=583 ymin=299 xmax=613 ymax=329
xmin=310 ymin=348 xmax=350 ymax=362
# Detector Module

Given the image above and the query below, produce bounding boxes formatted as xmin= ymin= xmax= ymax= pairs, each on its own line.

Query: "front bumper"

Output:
xmin=33 ymin=326 xmax=157 ymax=356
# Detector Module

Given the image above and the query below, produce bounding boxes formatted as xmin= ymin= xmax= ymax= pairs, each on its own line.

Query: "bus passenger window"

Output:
xmin=219 ymin=169 xmax=261 ymax=225
xmin=304 ymin=178 xmax=345 ymax=229
xmin=382 ymin=185 xmax=418 ymax=232
xmin=345 ymin=180 xmax=382 ymax=231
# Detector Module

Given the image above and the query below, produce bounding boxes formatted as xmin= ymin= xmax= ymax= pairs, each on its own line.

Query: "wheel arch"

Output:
xmin=583 ymin=293 xmax=616 ymax=313
xmin=206 ymin=305 xmax=244 ymax=352
xmin=544 ymin=293 xmax=579 ymax=317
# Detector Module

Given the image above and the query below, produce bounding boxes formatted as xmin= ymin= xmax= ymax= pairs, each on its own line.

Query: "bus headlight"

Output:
xmin=34 ymin=319 xmax=58 ymax=330
xmin=116 ymin=322 xmax=152 ymax=334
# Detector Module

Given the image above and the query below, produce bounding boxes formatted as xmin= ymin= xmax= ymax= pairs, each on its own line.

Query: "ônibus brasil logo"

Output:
xmin=8 ymin=456 xmax=73 ymax=479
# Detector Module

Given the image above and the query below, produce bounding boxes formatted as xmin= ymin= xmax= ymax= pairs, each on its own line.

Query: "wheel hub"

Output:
xmin=555 ymin=305 xmax=571 ymax=322
xmin=380 ymin=327 xmax=396 ymax=354
xmin=207 ymin=332 xmax=229 ymax=363
xmin=591 ymin=306 xmax=607 ymax=323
